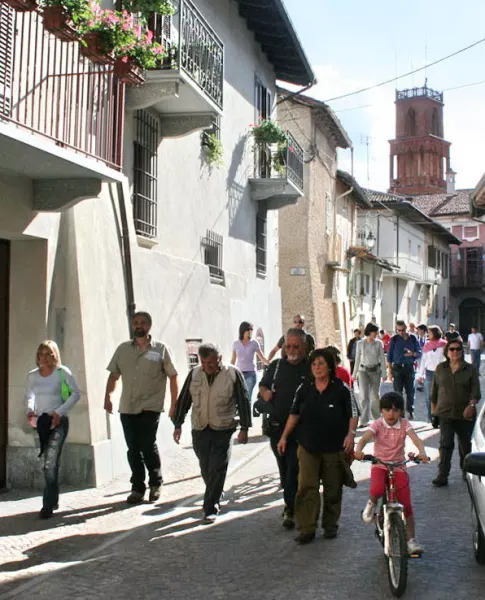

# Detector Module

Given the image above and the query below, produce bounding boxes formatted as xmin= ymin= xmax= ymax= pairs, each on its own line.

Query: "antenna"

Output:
xmin=360 ymin=135 xmax=375 ymax=183
xmin=425 ymin=38 xmax=428 ymax=85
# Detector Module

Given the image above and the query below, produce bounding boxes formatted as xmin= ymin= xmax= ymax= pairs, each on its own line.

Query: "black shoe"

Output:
xmin=39 ymin=507 xmax=53 ymax=519
xmin=126 ymin=491 xmax=145 ymax=504
xmin=295 ymin=532 xmax=315 ymax=545
xmin=148 ymin=486 xmax=162 ymax=502
xmin=408 ymin=412 xmax=414 ymax=421
xmin=431 ymin=416 xmax=440 ymax=429
xmin=282 ymin=510 xmax=295 ymax=530
xmin=432 ymin=475 xmax=448 ymax=487
xmin=323 ymin=529 xmax=338 ymax=539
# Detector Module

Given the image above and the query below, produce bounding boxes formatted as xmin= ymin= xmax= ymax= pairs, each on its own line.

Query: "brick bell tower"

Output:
xmin=389 ymin=83 xmax=451 ymax=195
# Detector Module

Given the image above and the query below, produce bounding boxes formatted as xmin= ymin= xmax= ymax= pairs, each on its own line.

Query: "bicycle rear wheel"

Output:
xmin=387 ymin=512 xmax=408 ymax=597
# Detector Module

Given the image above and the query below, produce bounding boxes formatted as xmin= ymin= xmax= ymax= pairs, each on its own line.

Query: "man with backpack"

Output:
xmin=257 ymin=328 xmax=310 ymax=530
xmin=386 ymin=320 xmax=422 ymax=420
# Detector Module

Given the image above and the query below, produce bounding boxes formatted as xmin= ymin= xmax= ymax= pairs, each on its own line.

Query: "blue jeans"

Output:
xmin=470 ymin=349 xmax=481 ymax=374
xmin=42 ymin=417 xmax=69 ymax=509
xmin=392 ymin=363 xmax=416 ymax=416
xmin=242 ymin=371 xmax=257 ymax=402
xmin=423 ymin=369 xmax=435 ymax=422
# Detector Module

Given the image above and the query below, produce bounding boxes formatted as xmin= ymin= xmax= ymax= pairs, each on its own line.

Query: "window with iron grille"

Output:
xmin=202 ymin=116 xmax=221 ymax=146
xmin=133 ymin=110 xmax=159 ymax=239
xmin=186 ymin=339 xmax=202 ymax=369
xmin=255 ymin=77 xmax=272 ymax=120
xmin=201 ymin=230 xmax=224 ymax=285
xmin=256 ymin=209 xmax=267 ymax=277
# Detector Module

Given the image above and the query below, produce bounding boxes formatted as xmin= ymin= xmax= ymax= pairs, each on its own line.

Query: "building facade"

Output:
xmin=0 ymin=1 xmax=314 ymax=489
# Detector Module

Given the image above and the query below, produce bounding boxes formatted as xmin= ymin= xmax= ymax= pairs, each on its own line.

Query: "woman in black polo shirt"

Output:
xmin=277 ymin=348 xmax=359 ymax=544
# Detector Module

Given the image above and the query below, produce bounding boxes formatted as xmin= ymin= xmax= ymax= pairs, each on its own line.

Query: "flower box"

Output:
xmin=114 ymin=58 xmax=145 ymax=87
xmin=79 ymin=32 xmax=113 ymax=65
xmin=4 ymin=0 xmax=37 ymax=11
xmin=43 ymin=6 xmax=78 ymax=42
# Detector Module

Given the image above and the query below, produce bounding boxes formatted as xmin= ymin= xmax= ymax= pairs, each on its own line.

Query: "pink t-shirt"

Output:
xmin=369 ymin=417 xmax=413 ymax=463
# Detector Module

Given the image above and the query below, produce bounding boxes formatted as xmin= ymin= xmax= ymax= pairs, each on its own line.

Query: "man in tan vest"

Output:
xmin=172 ymin=343 xmax=251 ymax=523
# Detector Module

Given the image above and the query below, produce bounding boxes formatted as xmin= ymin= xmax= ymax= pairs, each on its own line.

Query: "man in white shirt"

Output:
xmin=467 ymin=327 xmax=483 ymax=374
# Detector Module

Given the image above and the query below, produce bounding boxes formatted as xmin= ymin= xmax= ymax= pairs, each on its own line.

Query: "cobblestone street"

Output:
xmin=1 ymin=389 xmax=485 ymax=599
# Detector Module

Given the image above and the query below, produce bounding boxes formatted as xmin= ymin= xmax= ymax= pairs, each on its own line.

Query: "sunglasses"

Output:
xmin=448 ymin=347 xmax=462 ymax=352
xmin=294 ymin=320 xmax=304 ymax=325
xmin=396 ymin=328 xmax=406 ymax=333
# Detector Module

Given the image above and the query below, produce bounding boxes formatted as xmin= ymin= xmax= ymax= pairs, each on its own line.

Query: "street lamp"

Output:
xmin=366 ymin=231 xmax=376 ymax=251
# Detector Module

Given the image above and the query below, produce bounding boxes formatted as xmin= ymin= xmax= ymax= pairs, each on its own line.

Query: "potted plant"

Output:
xmin=41 ymin=0 xmax=91 ymax=42
xmin=113 ymin=30 xmax=166 ymax=86
xmin=78 ymin=6 xmax=138 ymax=65
xmin=272 ymin=143 xmax=287 ymax=176
xmin=123 ymin=0 xmax=174 ymax=20
xmin=201 ymin=130 xmax=223 ymax=167
xmin=251 ymin=119 xmax=287 ymax=145
xmin=4 ymin=0 xmax=38 ymax=11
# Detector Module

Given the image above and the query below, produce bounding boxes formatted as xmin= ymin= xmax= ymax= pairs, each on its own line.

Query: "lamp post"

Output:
xmin=366 ymin=231 xmax=376 ymax=251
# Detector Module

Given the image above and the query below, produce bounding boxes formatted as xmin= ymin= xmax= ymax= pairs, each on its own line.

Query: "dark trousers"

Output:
xmin=192 ymin=427 xmax=234 ymax=516
xmin=270 ymin=435 xmax=299 ymax=515
xmin=120 ymin=411 xmax=162 ymax=494
xmin=42 ymin=417 xmax=69 ymax=509
xmin=392 ymin=364 xmax=415 ymax=415
xmin=470 ymin=350 xmax=481 ymax=374
xmin=438 ymin=418 xmax=475 ymax=476
xmin=349 ymin=361 xmax=355 ymax=376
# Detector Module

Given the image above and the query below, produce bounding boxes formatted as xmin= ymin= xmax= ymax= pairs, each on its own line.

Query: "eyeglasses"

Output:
xmin=396 ymin=328 xmax=406 ymax=333
xmin=294 ymin=320 xmax=304 ymax=325
xmin=448 ymin=347 xmax=462 ymax=352
xmin=286 ymin=344 xmax=302 ymax=349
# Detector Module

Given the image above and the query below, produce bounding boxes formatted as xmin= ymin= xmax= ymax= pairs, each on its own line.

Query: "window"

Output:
xmin=202 ymin=115 xmax=221 ymax=146
xmin=431 ymin=108 xmax=441 ymax=136
xmin=202 ymin=230 xmax=224 ymax=285
xmin=256 ymin=209 xmax=267 ymax=277
xmin=133 ymin=110 xmax=159 ymax=238
xmin=436 ymin=250 xmax=442 ymax=272
xmin=405 ymin=107 xmax=416 ymax=136
xmin=255 ymin=77 xmax=272 ymax=120
xmin=442 ymin=296 xmax=447 ymax=320
xmin=463 ymin=225 xmax=479 ymax=241
xmin=427 ymin=246 xmax=437 ymax=268
xmin=442 ymin=254 xmax=449 ymax=278
xmin=186 ymin=339 xmax=202 ymax=369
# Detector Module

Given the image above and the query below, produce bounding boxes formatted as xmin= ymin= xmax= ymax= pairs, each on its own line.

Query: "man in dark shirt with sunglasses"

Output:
xmin=267 ymin=314 xmax=316 ymax=361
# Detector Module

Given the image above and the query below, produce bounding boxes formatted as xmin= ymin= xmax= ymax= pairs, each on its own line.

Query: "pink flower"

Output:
xmin=121 ymin=56 xmax=129 ymax=63
xmin=134 ymin=24 xmax=142 ymax=38
xmin=289 ymin=147 xmax=294 ymax=153
xmin=145 ymin=30 xmax=153 ymax=43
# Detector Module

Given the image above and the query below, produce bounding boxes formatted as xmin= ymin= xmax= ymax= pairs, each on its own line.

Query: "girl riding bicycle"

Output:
xmin=354 ymin=392 xmax=429 ymax=555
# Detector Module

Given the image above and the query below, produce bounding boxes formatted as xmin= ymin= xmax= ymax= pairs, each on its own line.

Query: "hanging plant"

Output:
xmin=251 ymin=119 xmax=287 ymax=145
xmin=272 ymin=143 xmax=287 ymax=175
xmin=41 ymin=0 xmax=92 ymax=42
xmin=202 ymin=131 xmax=223 ymax=167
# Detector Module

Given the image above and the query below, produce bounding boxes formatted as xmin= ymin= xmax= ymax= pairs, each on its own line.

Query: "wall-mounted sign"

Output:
xmin=290 ymin=267 xmax=306 ymax=276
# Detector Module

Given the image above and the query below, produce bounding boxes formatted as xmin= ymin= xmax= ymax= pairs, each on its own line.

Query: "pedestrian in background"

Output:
xmin=417 ymin=326 xmax=446 ymax=422
xmin=408 ymin=323 xmax=418 ymax=338
xmin=353 ymin=323 xmax=386 ymax=427
xmin=277 ymin=348 xmax=358 ymax=544
xmin=324 ymin=345 xmax=352 ymax=386
xmin=347 ymin=328 xmax=361 ymax=374
xmin=467 ymin=326 xmax=483 ymax=375
xmin=25 ymin=340 xmax=80 ymax=519
xmin=104 ymin=311 xmax=179 ymax=505
xmin=415 ymin=324 xmax=428 ymax=391
xmin=258 ymin=328 xmax=310 ymax=530
xmin=431 ymin=338 xmax=480 ymax=486
xmin=267 ymin=314 xmax=315 ymax=361
xmin=379 ymin=329 xmax=391 ymax=354
xmin=173 ymin=343 xmax=250 ymax=523
xmin=387 ymin=320 xmax=421 ymax=420
xmin=231 ymin=321 xmax=268 ymax=402
xmin=444 ymin=323 xmax=462 ymax=343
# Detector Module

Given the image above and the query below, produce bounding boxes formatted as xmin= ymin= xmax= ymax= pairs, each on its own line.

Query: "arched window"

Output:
xmin=431 ymin=108 xmax=440 ymax=136
xmin=405 ymin=108 xmax=416 ymax=136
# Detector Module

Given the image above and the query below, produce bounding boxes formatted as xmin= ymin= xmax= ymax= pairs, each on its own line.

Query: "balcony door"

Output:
xmin=0 ymin=240 xmax=9 ymax=489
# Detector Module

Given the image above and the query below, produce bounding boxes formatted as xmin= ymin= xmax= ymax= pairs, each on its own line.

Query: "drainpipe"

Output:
xmin=116 ymin=182 xmax=136 ymax=330
xmin=395 ymin=215 xmax=400 ymax=317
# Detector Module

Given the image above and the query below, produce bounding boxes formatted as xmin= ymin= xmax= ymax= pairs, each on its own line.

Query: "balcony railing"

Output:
xmin=396 ymin=86 xmax=443 ymax=103
xmin=451 ymin=271 xmax=485 ymax=288
xmin=253 ymin=131 xmax=304 ymax=191
xmin=0 ymin=6 xmax=124 ymax=170
xmin=149 ymin=0 xmax=224 ymax=109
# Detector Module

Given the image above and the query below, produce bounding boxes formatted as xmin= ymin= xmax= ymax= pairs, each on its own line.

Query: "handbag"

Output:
xmin=58 ymin=368 xmax=72 ymax=402
xmin=256 ymin=359 xmax=282 ymax=438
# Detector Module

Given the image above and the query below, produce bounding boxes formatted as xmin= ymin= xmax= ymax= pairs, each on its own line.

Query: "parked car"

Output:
xmin=464 ymin=402 xmax=485 ymax=564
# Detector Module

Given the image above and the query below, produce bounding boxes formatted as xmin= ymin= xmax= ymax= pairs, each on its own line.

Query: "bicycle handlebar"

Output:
xmin=362 ymin=453 xmax=428 ymax=466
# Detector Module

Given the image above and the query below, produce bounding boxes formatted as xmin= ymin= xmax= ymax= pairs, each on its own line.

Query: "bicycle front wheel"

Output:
xmin=387 ymin=512 xmax=408 ymax=597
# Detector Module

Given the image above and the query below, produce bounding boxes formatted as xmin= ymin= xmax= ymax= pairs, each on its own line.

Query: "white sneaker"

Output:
xmin=361 ymin=500 xmax=375 ymax=524
xmin=407 ymin=538 xmax=424 ymax=555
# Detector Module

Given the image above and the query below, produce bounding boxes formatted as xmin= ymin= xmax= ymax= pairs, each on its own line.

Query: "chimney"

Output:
xmin=446 ymin=168 xmax=456 ymax=194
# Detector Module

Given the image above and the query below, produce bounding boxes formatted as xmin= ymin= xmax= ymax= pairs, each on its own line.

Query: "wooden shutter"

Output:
xmin=0 ymin=5 xmax=14 ymax=118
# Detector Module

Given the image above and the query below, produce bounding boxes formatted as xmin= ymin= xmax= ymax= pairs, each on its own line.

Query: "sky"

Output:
xmin=282 ymin=0 xmax=485 ymax=192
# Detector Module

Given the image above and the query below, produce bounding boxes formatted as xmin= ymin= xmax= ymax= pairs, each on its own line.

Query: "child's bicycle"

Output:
xmin=362 ymin=453 xmax=425 ymax=598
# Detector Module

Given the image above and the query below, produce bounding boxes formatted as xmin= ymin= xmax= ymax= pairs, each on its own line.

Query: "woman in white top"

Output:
xmin=353 ymin=322 xmax=387 ymax=426
xmin=25 ymin=340 xmax=80 ymax=519
xmin=417 ymin=325 xmax=446 ymax=423
xmin=231 ymin=321 xmax=268 ymax=401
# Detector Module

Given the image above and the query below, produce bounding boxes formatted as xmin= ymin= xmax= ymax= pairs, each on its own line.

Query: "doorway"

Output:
xmin=459 ymin=298 xmax=485 ymax=341
xmin=0 ymin=240 xmax=9 ymax=489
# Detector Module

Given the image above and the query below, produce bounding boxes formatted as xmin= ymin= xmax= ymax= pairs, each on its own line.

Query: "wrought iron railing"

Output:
xmin=150 ymin=0 xmax=224 ymax=109
xmin=396 ymin=86 xmax=443 ymax=103
xmin=451 ymin=272 xmax=485 ymax=288
xmin=0 ymin=6 xmax=124 ymax=170
xmin=253 ymin=131 xmax=304 ymax=192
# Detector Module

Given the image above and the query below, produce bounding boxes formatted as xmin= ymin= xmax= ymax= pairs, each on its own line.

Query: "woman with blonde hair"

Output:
xmin=25 ymin=340 xmax=80 ymax=519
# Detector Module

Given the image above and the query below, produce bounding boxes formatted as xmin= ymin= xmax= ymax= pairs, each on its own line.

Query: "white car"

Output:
xmin=464 ymin=402 xmax=485 ymax=564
